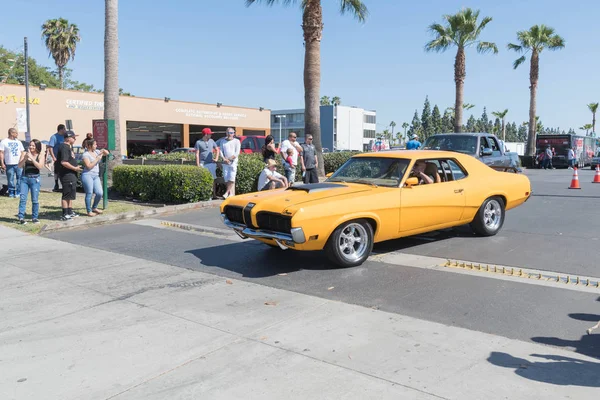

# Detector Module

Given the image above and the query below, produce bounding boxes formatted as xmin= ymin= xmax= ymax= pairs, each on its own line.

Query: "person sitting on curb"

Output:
xmin=258 ymin=159 xmax=288 ymax=191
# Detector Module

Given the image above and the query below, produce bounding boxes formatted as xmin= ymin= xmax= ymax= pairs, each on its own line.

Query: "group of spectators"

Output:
xmin=0 ymin=125 xmax=108 ymax=224
xmin=194 ymin=128 xmax=319 ymax=198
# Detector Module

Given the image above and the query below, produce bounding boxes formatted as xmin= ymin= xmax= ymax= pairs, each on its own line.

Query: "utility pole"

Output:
xmin=24 ymin=37 xmax=31 ymax=141
xmin=276 ymin=114 xmax=286 ymax=146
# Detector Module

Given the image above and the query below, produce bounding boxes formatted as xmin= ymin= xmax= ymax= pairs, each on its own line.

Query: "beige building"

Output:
xmin=0 ymin=84 xmax=271 ymax=155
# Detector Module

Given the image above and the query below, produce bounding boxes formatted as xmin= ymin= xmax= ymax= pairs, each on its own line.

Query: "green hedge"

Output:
xmin=323 ymin=151 xmax=361 ymax=173
xmin=112 ymin=165 xmax=213 ymax=203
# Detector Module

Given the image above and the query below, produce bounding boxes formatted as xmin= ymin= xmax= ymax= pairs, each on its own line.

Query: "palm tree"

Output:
xmin=402 ymin=122 xmax=409 ymax=138
xmin=246 ymin=0 xmax=368 ymax=177
xmin=332 ymin=96 xmax=341 ymax=106
xmin=588 ymin=102 xmax=598 ymax=135
xmin=105 ymin=0 xmax=121 ymax=166
xmin=41 ymin=18 xmax=81 ymax=89
xmin=389 ymin=121 xmax=396 ymax=143
xmin=491 ymin=109 xmax=509 ymax=141
xmin=580 ymin=123 xmax=593 ymax=136
xmin=508 ymin=25 xmax=565 ymax=156
xmin=425 ymin=8 xmax=497 ymax=133
xmin=445 ymin=103 xmax=475 ymax=117
xmin=320 ymin=95 xmax=331 ymax=106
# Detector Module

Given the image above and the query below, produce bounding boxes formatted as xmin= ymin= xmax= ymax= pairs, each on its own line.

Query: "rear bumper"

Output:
xmin=221 ymin=214 xmax=306 ymax=249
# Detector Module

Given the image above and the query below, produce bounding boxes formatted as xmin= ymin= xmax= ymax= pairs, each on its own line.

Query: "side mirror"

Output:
xmin=404 ymin=177 xmax=419 ymax=187
xmin=481 ymin=148 xmax=493 ymax=157
xmin=325 ymin=172 xmax=333 ymax=178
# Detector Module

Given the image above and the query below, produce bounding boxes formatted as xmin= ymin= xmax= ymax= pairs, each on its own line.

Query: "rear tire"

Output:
xmin=470 ymin=196 xmax=505 ymax=237
xmin=325 ymin=219 xmax=374 ymax=267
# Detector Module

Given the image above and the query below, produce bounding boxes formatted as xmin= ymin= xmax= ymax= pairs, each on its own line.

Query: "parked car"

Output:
xmin=170 ymin=147 xmax=196 ymax=153
xmin=422 ymin=133 xmax=521 ymax=170
xmin=215 ymin=135 xmax=277 ymax=155
xmin=220 ymin=150 xmax=531 ymax=267
xmin=591 ymin=149 xmax=600 ymax=170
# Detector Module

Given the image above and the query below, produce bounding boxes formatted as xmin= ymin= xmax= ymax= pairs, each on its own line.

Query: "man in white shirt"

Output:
xmin=279 ymin=132 xmax=303 ymax=185
xmin=258 ymin=159 xmax=288 ymax=191
xmin=220 ymin=127 xmax=241 ymax=198
xmin=0 ymin=128 xmax=25 ymax=198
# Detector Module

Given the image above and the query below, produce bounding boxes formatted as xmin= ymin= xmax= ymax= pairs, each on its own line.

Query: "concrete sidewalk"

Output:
xmin=1 ymin=225 xmax=598 ymax=400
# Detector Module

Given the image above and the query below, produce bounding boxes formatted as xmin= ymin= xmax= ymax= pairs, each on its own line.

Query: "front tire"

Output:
xmin=470 ymin=196 xmax=505 ymax=237
xmin=325 ymin=219 xmax=374 ymax=267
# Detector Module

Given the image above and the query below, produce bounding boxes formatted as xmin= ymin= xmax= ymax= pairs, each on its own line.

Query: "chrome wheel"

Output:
xmin=483 ymin=199 xmax=502 ymax=230
xmin=337 ymin=223 xmax=368 ymax=263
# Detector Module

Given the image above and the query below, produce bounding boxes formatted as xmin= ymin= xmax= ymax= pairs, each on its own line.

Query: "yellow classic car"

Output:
xmin=220 ymin=150 xmax=531 ymax=267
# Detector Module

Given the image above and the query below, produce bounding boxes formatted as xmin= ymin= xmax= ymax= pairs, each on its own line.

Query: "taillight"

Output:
xmin=151 ymin=150 xmax=156 ymax=154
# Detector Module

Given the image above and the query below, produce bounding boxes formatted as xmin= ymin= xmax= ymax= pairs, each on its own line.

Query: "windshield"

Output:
xmin=327 ymin=157 xmax=410 ymax=187
xmin=422 ymin=135 xmax=478 ymax=154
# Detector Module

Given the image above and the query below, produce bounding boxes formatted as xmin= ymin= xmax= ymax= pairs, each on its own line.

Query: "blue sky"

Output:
xmin=2 ymin=0 xmax=599 ymax=134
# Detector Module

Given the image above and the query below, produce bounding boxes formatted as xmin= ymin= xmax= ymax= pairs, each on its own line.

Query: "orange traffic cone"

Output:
xmin=593 ymin=165 xmax=600 ymax=183
xmin=568 ymin=167 xmax=581 ymax=189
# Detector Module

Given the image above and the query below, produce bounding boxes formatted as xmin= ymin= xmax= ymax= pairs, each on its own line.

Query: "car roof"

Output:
xmin=353 ymin=150 xmax=467 ymax=159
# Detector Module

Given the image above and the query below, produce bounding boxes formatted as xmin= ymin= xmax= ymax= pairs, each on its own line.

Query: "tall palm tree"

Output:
xmin=389 ymin=121 xmax=396 ymax=143
xmin=320 ymin=95 xmax=331 ymax=106
xmin=491 ymin=109 xmax=509 ymax=141
xmin=246 ymin=0 xmax=368 ymax=177
xmin=508 ymin=25 xmax=565 ymax=156
xmin=445 ymin=103 xmax=475 ymax=117
xmin=580 ymin=123 xmax=593 ymax=136
xmin=41 ymin=18 xmax=81 ymax=89
xmin=332 ymin=96 xmax=341 ymax=105
xmin=402 ymin=122 xmax=409 ymax=138
xmin=425 ymin=8 xmax=497 ymax=133
xmin=105 ymin=0 xmax=121 ymax=166
xmin=588 ymin=102 xmax=598 ymax=135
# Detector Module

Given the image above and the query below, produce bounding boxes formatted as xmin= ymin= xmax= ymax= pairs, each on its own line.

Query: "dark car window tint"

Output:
xmin=446 ymin=159 xmax=467 ymax=181
xmin=487 ymin=137 xmax=501 ymax=156
xmin=241 ymin=138 xmax=254 ymax=150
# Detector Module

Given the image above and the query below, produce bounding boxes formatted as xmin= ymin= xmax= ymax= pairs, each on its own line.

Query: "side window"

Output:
xmin=487 ymin=137 xmax=501 ymax=156
xmin=446 ymin=159 xmax=468 ymax=181
xmin=479 ymin=137 xmax=490 ymax=153
xmin=241 ymin=138 xmax=254 ymax=150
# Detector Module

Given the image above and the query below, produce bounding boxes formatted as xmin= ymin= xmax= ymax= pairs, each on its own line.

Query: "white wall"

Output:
xmin=335 ymin=106 xmax=376 ymax=151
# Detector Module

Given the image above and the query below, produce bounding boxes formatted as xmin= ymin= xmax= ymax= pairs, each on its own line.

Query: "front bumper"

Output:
xmin=221 ymin=214 xmax=306 ymax=249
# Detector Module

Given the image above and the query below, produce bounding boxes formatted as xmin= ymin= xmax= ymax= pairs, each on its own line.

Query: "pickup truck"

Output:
xmin=422 ymin=132 xmax=521 ymax=171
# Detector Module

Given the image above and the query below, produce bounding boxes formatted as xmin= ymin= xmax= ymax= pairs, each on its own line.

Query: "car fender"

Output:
xmin=320 ymin=211 xmax=383 ymax=245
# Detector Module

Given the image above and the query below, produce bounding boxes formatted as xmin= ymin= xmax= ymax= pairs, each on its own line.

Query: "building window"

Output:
xmin=364 ymin=115 xmax=376 ymax=124
xmin=363 ymin=129 xmax=376 ymax=138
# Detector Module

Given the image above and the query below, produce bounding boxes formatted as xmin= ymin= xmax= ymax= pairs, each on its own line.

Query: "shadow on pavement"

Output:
xmin=185 ymin=241 xmax=341 ymax=278
xmin=569 ymin=313 xmax=600 ymax=322
xmin=487 ymin=352 xmax=600 ymax=388
xmin=530 ymin=334 xmax=600 ymax=360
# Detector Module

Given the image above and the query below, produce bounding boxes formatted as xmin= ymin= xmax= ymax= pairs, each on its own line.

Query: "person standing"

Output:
xmin=17 ymin=139 xmax=45 ymax=224
xmin=300 ymin=134 xmax=318 ymax=184
xmin=56 ymin=131 xmax=82 ymax=220
xmin=406 ymin=134 xmax=421 ymax=150
xmin=81 ymin=139 xmax=109 ymax=217
xmin=567 ymin=147 xmax=576 ymax=169
xmin=220 ymin=127 xmax=240 ymax=198
xmin=261 ymin=135 xmax=277 ymax=163
xmin=544 ymin=146 xmax=554 ymax=169
xmin=280 ymin=132 xmax=302 ymax=185
xmin=0 ymin=128 xmax=25 ymax=198
xmin=48 ymin=124 xmax=66 ymax=192
xmin=195 ymin=128 xmax=220 ymax=199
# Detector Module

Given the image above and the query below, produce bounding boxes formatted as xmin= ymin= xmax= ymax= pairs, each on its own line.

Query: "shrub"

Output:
xmin=136 ymin=152 xmax=196 ymax=162
xmin=234 ymin=153 xmax=265 ymax=195
xmin=112 ymin=165 xmax=213 ymax=203
xmin=323 ymin=151 xmax=361 ymax=174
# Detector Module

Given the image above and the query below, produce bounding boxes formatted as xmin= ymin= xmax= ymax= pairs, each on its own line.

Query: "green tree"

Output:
xmin=493 ymin=117 xmax=501 ymax=136
xmin=508 ymin=25 xmax=565 ymax=156
xmin=425 ymin=8 xmax=497 ymax=133
xmin=431 ymin=104 xmax=442 ymax=134
xmin=246 ymin=0 xmax=368 ymax=177
xmin=408 ymin=110 xmax=421 ymax=138
xmin=389 ymin=121 xmax=396 ymax=143
xmin=1 ymin=46 xmax=60 ymax=87
xmin=466 ymin=114 xmax=477 ymax=132
xmin=320 ymin=95 xmax=331 ymax=106
xmin=580 ymin=123 xmax=593 ymax=135
xmin=441 ymin=110 xmax=454 ymax=132
xmin=588 ymin=102 xmax=598 ymax=135
xmin=105 ymin=0 xmax=122 ymax=167
xmin=41 ymin=18 xmax=81 ymax=89
xmin=332 ymin=96 xmax=341 ymax=105
xmin=401 ymin=122 xmax=409 ymax=137
xmin=477 ymin=106 xmax=490 ymax=132
xmin=517 ymin=123 xmax=527 ymax=141
xmin=491 ymin=109 xmax=509 ymax=141
xmin=421 ymin=96 xmax=433 ymax=138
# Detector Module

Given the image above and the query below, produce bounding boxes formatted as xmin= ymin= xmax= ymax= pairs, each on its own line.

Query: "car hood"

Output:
xmin=226 ymin=182 xmax=372 ymax=214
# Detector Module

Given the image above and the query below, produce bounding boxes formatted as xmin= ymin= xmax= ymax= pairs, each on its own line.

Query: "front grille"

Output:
xmin=256 ymin=212 xmax=292 ymax=234
xmin=224 ymin=206 xmax=244 ymax=225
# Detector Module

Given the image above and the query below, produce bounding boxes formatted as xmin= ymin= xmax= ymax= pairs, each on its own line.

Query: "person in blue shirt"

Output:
xmin=406 ymin=134 xmax=421 ymax=150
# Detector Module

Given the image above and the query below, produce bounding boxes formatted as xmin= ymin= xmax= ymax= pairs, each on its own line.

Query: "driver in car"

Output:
xmin=409 ymin=160 xmax=434 ymax=184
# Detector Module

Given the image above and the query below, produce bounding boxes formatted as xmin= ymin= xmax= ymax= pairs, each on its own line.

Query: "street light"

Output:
xmin=275 ymin=114 xmax=286 ymax=146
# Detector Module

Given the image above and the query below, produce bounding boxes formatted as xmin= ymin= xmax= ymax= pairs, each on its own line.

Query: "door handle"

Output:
xmin=454 ymin=189 xmax=464 ymax=193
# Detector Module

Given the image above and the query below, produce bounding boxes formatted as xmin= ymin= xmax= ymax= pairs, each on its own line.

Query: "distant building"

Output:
xmin=271 ymin=105 xmax=376 ymax=151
